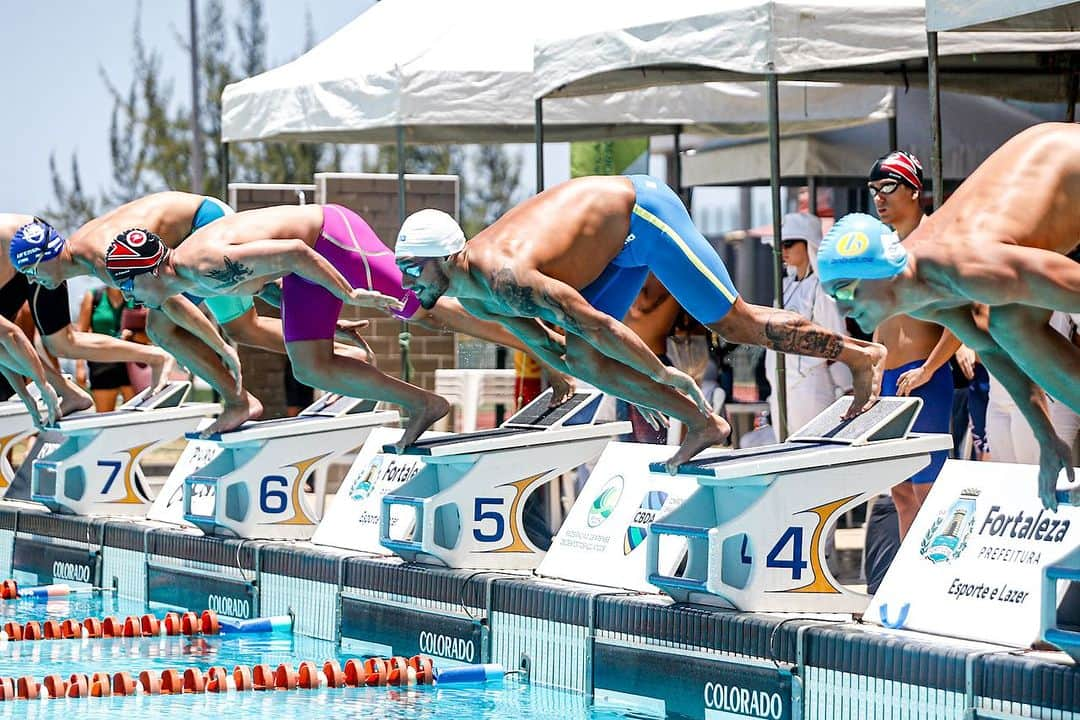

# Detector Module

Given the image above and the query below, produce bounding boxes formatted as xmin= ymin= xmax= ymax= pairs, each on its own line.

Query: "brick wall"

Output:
xmin=316 ymin=173 xmax=461 ymax=393
xmin=226 ymin=183 xmax=316 ymax=418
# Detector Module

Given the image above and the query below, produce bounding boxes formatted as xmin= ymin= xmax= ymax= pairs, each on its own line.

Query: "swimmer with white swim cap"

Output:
xmin=396 ymin=176 xmax=888 ymax=473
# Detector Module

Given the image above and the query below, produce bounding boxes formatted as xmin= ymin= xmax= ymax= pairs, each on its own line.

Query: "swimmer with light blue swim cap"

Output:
xmin=817 ymin=213 xmax=909 ymax=289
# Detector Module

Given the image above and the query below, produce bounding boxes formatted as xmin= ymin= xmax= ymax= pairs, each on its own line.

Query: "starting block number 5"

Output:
xmin=473 ymin=498 xmax=505 ymax=543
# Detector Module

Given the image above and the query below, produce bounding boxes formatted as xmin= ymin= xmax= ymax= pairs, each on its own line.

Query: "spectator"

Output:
xmin=764 ymin=212 xmax=852 ymax=434
xmin=76 ymin=286 xmax=133 ymax=411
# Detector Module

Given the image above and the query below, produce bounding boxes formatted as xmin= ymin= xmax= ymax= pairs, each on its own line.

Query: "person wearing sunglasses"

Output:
xmin=861 ymin=151 xmax=962 ymax=542
xmin=763 ymin=212 xmax=853 ymax=435
xmin=817 ymin=122 xmax=1080 ymax=512
xmin=395 ymin=176 xmax=888 ymax=474
xmin=2 ymin=214 xmax=179 ymax=424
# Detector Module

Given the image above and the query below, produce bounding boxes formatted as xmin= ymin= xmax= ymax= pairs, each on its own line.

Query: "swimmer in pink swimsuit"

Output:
xmin=104 ymin=202 xmax=575 ymax=448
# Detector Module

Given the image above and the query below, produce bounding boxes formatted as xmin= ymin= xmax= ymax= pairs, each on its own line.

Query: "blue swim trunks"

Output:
xmin=185 ymin=197 xmax=254 ymax=325
xmin=882 ymin=359 xmax=953 ymax=484
xmin=579 ymin=175 xmax=739 ymax=323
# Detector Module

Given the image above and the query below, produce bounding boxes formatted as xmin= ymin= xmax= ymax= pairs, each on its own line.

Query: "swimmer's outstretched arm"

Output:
xmin=0 ymin=318 xmax=60 ymax=425
xmin=456 ymin=298 xmax=569 ymax=373
xmin=922 ymin=306 xmax=1072 ymax=510
xmin=962 ymin=244 xmax=1080 ymax=313
xmin=160 ymin=295 xmax=242 ymax=393
xmin=487 ymin=268 xmax=710 ymax=413
xmin=189 ymin=240 xmax=403 ymax=311
xmin=418 ymin=298 xmax=576 ymax=403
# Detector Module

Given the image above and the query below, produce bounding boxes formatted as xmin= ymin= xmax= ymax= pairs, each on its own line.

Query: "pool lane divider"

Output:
xmin=0 ymin=610 xmax=221 ymax=643
xmin=1 ymin=580 xmax=106 ymax=600
xmin=0 ymin=656 xmax=506 ymax=700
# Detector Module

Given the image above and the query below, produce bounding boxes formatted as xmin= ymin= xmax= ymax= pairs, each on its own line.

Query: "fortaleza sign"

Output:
xmin=868 ymin=460 xmax=1080 ymax=647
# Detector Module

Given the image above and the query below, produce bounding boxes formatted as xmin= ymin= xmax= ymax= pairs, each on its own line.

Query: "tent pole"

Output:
xmin=768 ymin=73 xmax=788 ymax=442
xmin=888 ymin=88 xmax=899 ymax=151
xmin=397 ymin=125 xmax=411 ymax=383
xmin=808 ymin=176 xmax=818 ymax=215
xmin=927 ymin=31 xmax=944 ymax=211
xmin=673 ymin=125 xmax=686 ymax=207
xmin=221 ymin=142 xmax=230 ymax=204
xmin=1067 ymin=69 xmax=1078 ymax=122
xmin=534 ymin=98 xmax=545 ymax=193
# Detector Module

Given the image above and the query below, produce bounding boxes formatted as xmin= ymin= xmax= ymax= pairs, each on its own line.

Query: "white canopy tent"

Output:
xmin=534 ymin=0 xmax=1080 ymax=102
xmin=682 ymin=88 xmax=1045 ymax=186
xmin=927 ymin=0 xmax=1080 ymax=31
xmin=221 ymin=0 xmax=893 ymax=144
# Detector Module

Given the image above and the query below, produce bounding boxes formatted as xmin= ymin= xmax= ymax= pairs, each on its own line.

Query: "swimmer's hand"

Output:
xmin=346 ymin=288 xmax=405 ymax=312
xmin=662 ymin=367 xmax=711 ymax=416
xmin=1038 ymin=432 xmax=1074 ymax=512
xmin=894 ymin=364 xmax=932 ymax=396
xmin=149 ymin=350 xmax=178 ymax=393
xmin=40 ymin=384 xmax=61 ymax=428
xmin=954 ymin=345 xmax=976 ymax=381
xmin=844 ymin=341 xmax=886 ymax=419
xmin=546 ymin=370 xmax=576 ymax=407
xmin=335 ymin=319 xmax=370 ymax=344
xmin=636 ymin=405 xmax=670 ymax=432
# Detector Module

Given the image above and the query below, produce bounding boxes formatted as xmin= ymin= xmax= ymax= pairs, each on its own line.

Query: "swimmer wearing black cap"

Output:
xmin=818 ymin=123 xmax=1080 ymax=510
xmin=865 ymin=151 xmax=964 ymax=538
xmin=396 ymin=176 xmax=888 ymax=473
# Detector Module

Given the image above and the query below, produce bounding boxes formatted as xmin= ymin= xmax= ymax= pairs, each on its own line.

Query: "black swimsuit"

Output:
xmin=0 ymin=273 xmax=71 ymax=337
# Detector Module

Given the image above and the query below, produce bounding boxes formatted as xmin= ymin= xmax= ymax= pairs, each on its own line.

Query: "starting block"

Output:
xmin=30 ymin=382 xmax=220 ymax=516
xmin=646 ymin=397 xmax=952 ymax=613
xmin=182 ymin=394 xmax=399 ymax=540
xmin=380 ymin=386 xmax=630 ymax=569
xmin=0 ymin=399 xmax=38 ymax=497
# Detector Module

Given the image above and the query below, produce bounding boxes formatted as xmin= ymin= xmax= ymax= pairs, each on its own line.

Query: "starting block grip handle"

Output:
xmin=646 ymin=523 xmax=709 ymax=593
xmin=380 ymin=495 xmax=425 ymax=554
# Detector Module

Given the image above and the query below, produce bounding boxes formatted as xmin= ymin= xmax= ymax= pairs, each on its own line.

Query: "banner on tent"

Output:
xmin=867 ymin=460 xmax=1079 ymax=647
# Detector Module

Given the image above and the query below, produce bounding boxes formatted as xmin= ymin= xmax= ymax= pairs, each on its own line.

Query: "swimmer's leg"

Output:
xmin=563 ymin=334 xmax=729 ymax=472
xmin=285 ymin=339 xmax=448 ymax=451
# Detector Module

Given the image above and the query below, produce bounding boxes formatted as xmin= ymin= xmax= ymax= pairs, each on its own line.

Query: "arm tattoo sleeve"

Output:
xmin=764 ymin=311 xmax=844 ymax=359
xmin=205 ymin=256 xmax=254 ymax=288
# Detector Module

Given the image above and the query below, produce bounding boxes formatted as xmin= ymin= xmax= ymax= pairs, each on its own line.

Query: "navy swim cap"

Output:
xmin=10 ymin=218 xmax=65 ymax=271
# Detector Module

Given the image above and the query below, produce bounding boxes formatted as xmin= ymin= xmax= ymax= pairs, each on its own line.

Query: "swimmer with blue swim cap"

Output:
xmin=814 ymin=123 xmax=1080 ymax=510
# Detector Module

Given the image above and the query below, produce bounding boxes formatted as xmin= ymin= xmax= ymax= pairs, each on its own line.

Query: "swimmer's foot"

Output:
xmin=846 ymin=341 xmax=887 ymax=419
xmin=203 ymin=392 xmax=263 ymax=437
xmin=663 ymin=413 xmax=730 ymax=474
xmin=59 ymin=386 xmax=94 ymax=416
xmin=394 ymin=395 xmax=451 ymax=453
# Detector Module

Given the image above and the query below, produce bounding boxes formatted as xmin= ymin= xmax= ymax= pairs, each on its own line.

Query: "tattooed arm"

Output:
xmin=192 ymin=240 xmax=403 ymax=311
xmin=486 ymin=267 xmax=712 ymax=413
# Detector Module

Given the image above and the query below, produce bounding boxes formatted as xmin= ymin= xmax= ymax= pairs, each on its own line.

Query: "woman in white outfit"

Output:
xmin=987 ymin=312 xmax=1080 ymax=463
xmin=765 ymin=212 xmax=853 ymax=433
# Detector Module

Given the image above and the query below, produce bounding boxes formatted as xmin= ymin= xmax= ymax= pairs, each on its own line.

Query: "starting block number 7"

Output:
xmin=97 ymin=460 xmax=123 ymax=494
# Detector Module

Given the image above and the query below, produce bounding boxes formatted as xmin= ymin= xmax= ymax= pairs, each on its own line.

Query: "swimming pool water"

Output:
xmin=0 ymin=594 xmax=647 ymax=720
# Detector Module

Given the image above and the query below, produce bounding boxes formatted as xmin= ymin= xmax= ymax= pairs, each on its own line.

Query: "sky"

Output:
xmin=0 ymin=0 xmax=378 ymax=216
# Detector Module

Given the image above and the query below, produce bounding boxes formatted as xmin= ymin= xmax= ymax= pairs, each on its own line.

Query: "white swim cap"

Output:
xmin=395 ymin=209 xmax=466 ymax=258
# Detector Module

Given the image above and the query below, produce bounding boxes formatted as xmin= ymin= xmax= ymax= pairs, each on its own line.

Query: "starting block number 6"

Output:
xmin=259 ymin=476 xmax=289 ymax=514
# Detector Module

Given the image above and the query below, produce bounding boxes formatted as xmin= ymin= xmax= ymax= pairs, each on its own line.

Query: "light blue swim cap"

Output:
xmin=817 ymin=213 xmax=908 ymax=286
xmin=10 ymin=218 xmax=65 ymax=271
